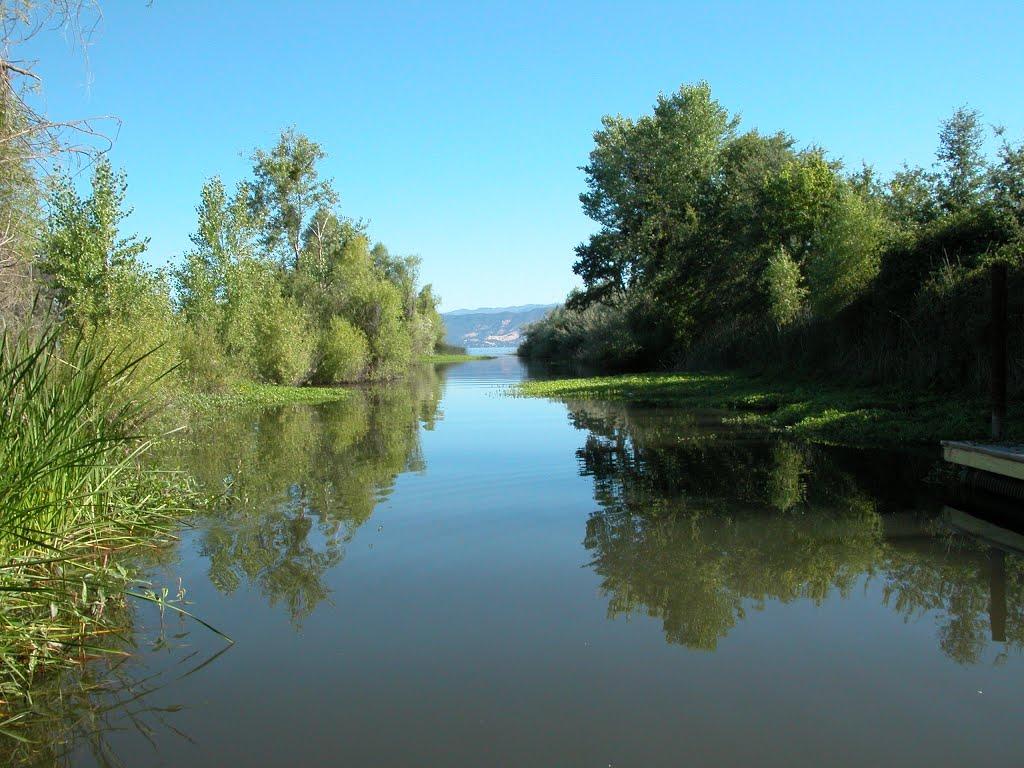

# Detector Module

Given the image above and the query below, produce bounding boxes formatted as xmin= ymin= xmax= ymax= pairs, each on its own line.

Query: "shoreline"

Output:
xmin=517 ymin=371 xmax=1019 ymax=446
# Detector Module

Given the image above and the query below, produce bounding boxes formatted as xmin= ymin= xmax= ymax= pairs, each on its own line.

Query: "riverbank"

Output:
xmin=180 ymin=356 xmax=492 ymax=412
xmin=518 ymin=372 xmax=1018 ymax=445
xmin=180 ymin=382 xmax=353 ymax=411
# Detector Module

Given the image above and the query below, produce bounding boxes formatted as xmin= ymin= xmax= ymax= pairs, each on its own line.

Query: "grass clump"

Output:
xmin=518 ymin=372 xmax=1014 ymax=445
xmin=0 ymin=320 xmax=196 ymax=739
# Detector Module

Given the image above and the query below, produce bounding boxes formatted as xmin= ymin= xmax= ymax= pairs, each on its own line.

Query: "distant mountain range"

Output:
xmin=441 ymin=304 xmax=557 ymax=348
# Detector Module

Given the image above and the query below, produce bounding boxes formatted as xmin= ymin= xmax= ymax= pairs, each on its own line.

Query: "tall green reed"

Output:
xmin=0 ymin=317 xmax=195 ymax=739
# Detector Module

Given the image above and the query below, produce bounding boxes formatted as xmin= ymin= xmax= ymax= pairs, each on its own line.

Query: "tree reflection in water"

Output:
xmin=172 ymin=365 xmax=444 ymax=626
xmin=567 ymin=399 xmax=1024 ymax=663
xmin=2 ymin=368 xmax=445 ymax=767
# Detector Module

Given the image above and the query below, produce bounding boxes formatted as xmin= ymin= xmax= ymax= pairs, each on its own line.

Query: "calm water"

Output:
xmin=50 ymin=354 xmax=1024 ymax=765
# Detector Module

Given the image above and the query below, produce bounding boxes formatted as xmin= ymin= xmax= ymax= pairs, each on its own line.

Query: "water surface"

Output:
xmin=58 ymin=355 xmax=1024 ymax=766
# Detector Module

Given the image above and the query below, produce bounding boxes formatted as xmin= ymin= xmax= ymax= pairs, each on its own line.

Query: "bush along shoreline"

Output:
xmin=37 ymin=129 xmax=454 ymax=402
xmin=519 ymin=83 xmax=1024 ymax=423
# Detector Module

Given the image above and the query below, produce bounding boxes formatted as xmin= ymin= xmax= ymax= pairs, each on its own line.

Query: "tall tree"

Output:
xmin=177 ymin=176 xmax=257 ymax=321
xmin=573 ymin=82 xmax=738 ymax=310
xmin=935 ymin=107 xmax=987 ymax=213
xmin=249 ymin=128 xmax=338 ymax=268
xmin=40 ymin=158 xmax=148 ymax=325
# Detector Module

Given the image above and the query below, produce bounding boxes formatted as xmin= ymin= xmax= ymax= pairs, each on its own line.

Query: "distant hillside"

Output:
xmin=444 ymin=304 xmax=556 ymax=317
xmin=442 ymin=304 xmax=557 ymax=348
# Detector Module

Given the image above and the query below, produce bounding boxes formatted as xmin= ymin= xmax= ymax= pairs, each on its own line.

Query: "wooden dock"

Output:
xmin=942 ymin=440 xmax=1024 ymax=481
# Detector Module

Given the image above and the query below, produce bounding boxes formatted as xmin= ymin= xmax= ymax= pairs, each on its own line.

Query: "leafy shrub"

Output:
xmin=369 ymin=316 xmax=413 ymax=379
xmin=435 ymin=342 xmax=467 ymax=355
xmin=85 ymin=270 xmax=184 ymax=401
xmin=764 ymin=247 xmax=806 ymax=327
xmin=520 ymin=302 xmax=646 ymax=370
xmin=253 ymin=296 xmax=314 ymax=385
xmin=316 ymin=316 xmax=370 ymax=383
xmin=178 ymin=319 xmax=238 ymax=391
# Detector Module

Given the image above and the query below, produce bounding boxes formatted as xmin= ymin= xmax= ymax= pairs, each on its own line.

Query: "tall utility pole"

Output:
xmin=991 ymin=262 xmax=1008 ymax=440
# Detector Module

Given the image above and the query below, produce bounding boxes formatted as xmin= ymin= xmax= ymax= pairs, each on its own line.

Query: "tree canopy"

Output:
xmin=523 ymin=84 xmax=1024 ymax=395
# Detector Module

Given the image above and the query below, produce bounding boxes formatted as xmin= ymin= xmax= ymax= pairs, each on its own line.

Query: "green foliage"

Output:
xmin=936 ymin=107 xmax=987 ymax=213
xmin=316 ymin=316 xmax=370 ymax=383
xmin=178 ymin=318 xmax=235 ymax=390
xmin=804 ymin=186 xmax=886 ymax=316
xmin=176 ymin=176 xmax=258 ymax=322
xmin=342 ymin=266 xmax=413 ymax=378
xmin=40 ymin=160 xmax=183 ymax=394
xmin=573 ymin=82 xmax=738 ymax=308
xmin=85 ymin=269 xmax=183 ymax=400
xmin=249 ymin=128 xmax=338 ymax=267
xmin=169 ymin=130 xmax=445 ymax=390
xmin=413 ymin=283 xmax=445 ymax=355
xmin=434 ymin=341 xmax=468 ymax=355
xmin=763 ymin=247 xmax=805 ymax=327
xmin=174 ymin=177 xmax=272 ymax=387
xmin=40 ymin=160 xmax=150 ymax=325
xmin=759 ymin=152 xmax=842 ymax=261
xmin=0 ymin=318 xmax=189 ymax=731
xmin=253 ymin=292 xmax=314 ymax=385
xmin=520 ymin=296 xmax=665 ymax=370
xmin=526 ymin=83 xmax=1024 ymax=396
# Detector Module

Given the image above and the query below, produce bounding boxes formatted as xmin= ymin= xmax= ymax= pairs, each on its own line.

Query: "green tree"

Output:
xmin=414 ymin=283 xmax=445 ymax=353
xmin=885 ymin=165 xmax=938 ymax=227
xmin=935 ymin=107 xmax=987 ymax=213
xmin=758 ymin=152 xmax=842 ymax=264
xmin=804 ymin=185 xmax=886 ymax=316
xmin=40 ymin=159 xmax=149 ymax=326
xmin=177 ymin=176 xmax=258 ymax=321
xmin=250 ymin=128 xmax=338 ymax=268
xmin=372 ymin=242 xmax=420 ymax=320
xmin=299 ymin=205 xmax=360 ymax=287
xmin=574 ymin=82 xmax=738 ymax=307
xmin=344 ymin=271 xmax=412 ymax=378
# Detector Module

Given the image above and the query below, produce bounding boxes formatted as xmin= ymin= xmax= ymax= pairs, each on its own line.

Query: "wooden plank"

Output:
xmin=942 ymin=441 xmax=1024 ymax=481
xmin=942 ymin=440 xmax=1024 ymax=463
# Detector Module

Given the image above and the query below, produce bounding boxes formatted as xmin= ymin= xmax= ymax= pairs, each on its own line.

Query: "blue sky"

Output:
xmin=26 ymin=0 xmax=1024 ymax=311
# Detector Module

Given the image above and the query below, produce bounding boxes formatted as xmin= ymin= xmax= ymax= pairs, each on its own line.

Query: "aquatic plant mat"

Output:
xmin=518 ymin=372 xmax=1018 ymax=445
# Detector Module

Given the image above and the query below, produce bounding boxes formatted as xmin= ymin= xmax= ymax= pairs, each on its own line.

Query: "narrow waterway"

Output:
xmin=63 ymin=353 xmax=1024 ymax=767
